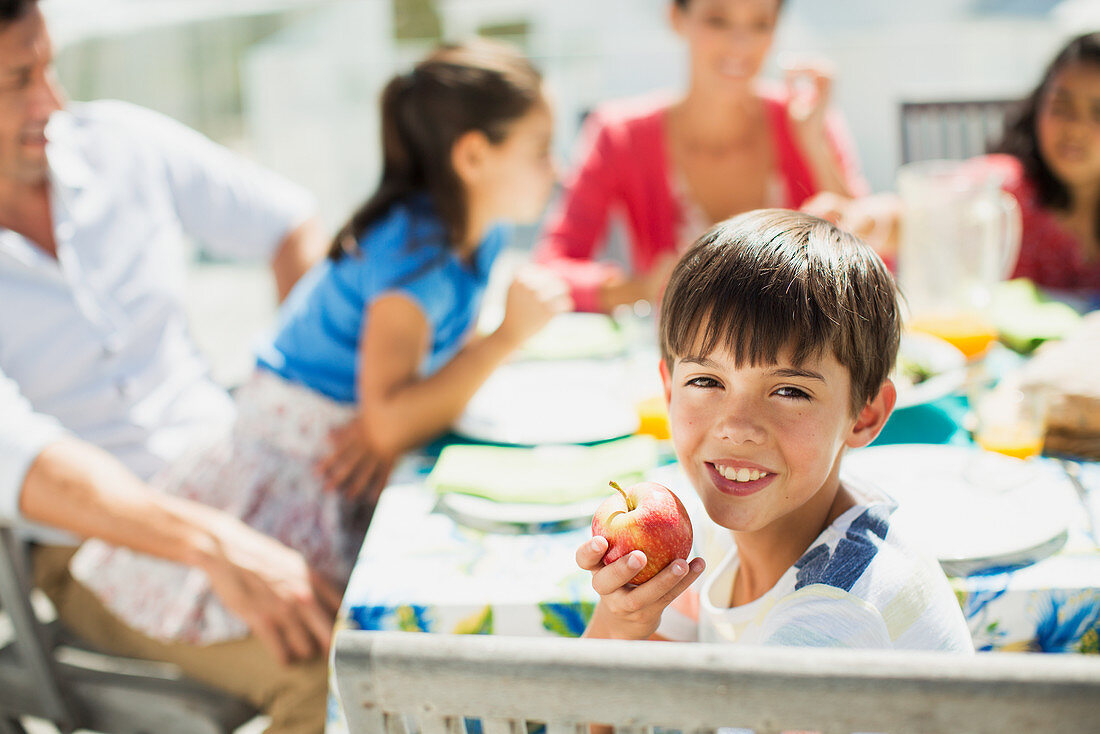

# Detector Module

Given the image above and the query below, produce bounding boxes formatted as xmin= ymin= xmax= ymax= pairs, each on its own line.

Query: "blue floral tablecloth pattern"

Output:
xmin=336 ymin=482 xmax=599 ymax=639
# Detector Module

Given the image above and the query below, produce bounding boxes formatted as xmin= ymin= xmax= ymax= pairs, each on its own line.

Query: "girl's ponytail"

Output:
xmin=329 ymin=39 xmax=542 ymax=261
xmin=330 ymin=73 xmax=422 ymax=259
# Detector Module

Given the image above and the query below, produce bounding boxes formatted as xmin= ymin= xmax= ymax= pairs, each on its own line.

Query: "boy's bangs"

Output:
xmin=662 ymin=249 xmax=838 ymax=369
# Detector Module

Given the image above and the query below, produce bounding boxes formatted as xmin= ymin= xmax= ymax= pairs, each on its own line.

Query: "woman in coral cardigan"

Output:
xmin=534 ymin=0 xmax=867 ymax=313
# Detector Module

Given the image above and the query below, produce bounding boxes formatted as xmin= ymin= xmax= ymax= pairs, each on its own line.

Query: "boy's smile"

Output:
xmin=707 ymin=460 xmax=776 ymax=497
xmin=661 ymin=344 xmax=891 ymax=539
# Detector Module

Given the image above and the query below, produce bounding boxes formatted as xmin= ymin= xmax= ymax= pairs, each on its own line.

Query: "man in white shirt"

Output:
xmin=0 ymin=2 xmax=335 ymax=731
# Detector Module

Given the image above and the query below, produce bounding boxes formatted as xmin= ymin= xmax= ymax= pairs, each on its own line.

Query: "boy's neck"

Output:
xmin=729 ymin=471 xmax=856 ymax=608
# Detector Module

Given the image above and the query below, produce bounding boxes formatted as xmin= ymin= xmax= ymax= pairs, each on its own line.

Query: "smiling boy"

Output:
xmin=578 ymin=209 xmax=973 ymax=651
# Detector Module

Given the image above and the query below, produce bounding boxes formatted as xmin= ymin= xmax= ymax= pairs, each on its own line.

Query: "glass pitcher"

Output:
xmin=896 ymin=159 xmax=1021 ymax=359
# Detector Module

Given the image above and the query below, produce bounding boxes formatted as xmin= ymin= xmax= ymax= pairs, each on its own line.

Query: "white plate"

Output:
xmin=517 ymin=312 xmax=627 ymax=361
xmin=893 ymin=332 xmax=968 ymax=410
xmin=454 ymin=360 xmax=639 ymax=445
xmin=434 ymin=492 xmax=602 ymax=534
xmin=844 ymin=444 xmax=1076 ymax=575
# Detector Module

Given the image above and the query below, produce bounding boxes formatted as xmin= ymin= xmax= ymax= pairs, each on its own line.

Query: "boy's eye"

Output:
xmin=685 ymin=376 xmax=721 ymax=389
xmin=775 ymin=386 xmax=810 ymax=400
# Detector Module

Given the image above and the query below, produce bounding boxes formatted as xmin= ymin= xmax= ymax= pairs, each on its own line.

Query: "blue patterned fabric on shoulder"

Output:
xmin=793 ymin=506 xmax=891 ymax=592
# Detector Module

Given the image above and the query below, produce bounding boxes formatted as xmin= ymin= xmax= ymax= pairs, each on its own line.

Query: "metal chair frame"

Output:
xmin=0 ymin=525 xmax=257 ymax=734
xmin=899 ymin=98 xmax=1019 ymax=165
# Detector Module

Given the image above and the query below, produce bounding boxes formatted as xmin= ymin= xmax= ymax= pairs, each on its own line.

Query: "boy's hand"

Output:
xmin=576 ymin=535 xmax=704 ymax=640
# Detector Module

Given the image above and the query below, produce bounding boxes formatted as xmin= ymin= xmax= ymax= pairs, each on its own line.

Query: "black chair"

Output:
xmin=0 ymin=525 xmax=257 ymax=734
xmin=900 ymin=98 xmax=1019 ymax=165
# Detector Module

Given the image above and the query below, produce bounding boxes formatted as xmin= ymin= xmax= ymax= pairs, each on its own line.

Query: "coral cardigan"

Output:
xmin=535 ymin=88 xmax=867 ymax=312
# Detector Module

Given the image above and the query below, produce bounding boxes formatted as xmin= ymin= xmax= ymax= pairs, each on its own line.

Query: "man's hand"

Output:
xmin=198 ymin=514 xmax=343 ymax=665
xmin=576 ymin=535 xmax=704 ymax=641
xmin=21 ymin=440 xmax=344 ymax=666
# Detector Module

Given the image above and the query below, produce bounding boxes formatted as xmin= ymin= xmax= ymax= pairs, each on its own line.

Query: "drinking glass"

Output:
xmin=897 ymin=159 xmax=1021 ymax=360
xmin=973 ymin=385 xmax=1047 ymax=460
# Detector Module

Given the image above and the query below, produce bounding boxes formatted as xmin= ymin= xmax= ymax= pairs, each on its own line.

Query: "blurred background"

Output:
xmin=40 ymin=0 xmax=1100 ymax=382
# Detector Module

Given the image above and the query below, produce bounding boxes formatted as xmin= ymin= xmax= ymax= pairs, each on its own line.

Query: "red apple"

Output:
xmin=591 ymin=480 xmax=693 ymax=585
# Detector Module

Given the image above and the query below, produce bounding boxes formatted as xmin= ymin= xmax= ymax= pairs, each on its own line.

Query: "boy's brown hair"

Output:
xmin=659 ymin=209 xmax=901 ymax=415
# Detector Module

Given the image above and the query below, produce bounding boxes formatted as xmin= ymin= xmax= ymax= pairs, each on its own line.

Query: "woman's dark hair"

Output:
xmin=329 ymin=39 xmax=543 ymax=261
xmin=994 ymin=32 xmax=1100 ymax=237
xmin=0 ymin=0 xmax=36 ymax=23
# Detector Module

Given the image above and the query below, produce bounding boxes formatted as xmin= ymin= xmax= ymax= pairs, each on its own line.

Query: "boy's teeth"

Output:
xmin=718 ymin=466 xmax=765 ymax=482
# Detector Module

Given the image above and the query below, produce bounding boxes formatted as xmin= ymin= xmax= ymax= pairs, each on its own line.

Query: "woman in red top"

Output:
xmin=534 ymin=0 xmax=867 ymax=313
xmin=986 ymin=32 xmax=1100 ymax=296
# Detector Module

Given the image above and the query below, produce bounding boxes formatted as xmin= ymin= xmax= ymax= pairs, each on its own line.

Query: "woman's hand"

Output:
xmin=782 ymin=57 xmax=861 ymax=199
xmin=784 ymin=58 xmax=835 ymax=149
xmin=496 ymin=265 xmax=573 ymax=347
xmin=801 ymin=191 xmax=901 ymax=261
xmin=598 ymin=252 xmax=679 ymax=313
xmin=316 ymin=416 xmax=393 ymax=500
xmin=576 ymin=535 xmax=704 ymax=640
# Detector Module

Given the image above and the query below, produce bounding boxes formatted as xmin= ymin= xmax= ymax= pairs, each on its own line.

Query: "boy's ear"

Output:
xmin=845 ymin=379 xmax=897 ymax=449
xmin=451 ymin=130 xmax=491 ymax=186
xmin=659 ymin=358 xmax=673 ymax=406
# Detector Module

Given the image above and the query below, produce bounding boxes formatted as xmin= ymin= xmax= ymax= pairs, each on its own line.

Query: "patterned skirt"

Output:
xmin=69 ymin=369 xmax=373 ymax=645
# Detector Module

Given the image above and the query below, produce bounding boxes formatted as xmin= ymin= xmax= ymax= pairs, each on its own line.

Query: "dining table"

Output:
xmin=324 ymin=313 xmax=1100 ymax=733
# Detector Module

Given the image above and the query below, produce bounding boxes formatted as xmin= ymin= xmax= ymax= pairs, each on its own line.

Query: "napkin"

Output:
xmin=426 ymin=435 xmax=658 ymax=505
xmin=992 ymin=279 xmax=1081 ymax=354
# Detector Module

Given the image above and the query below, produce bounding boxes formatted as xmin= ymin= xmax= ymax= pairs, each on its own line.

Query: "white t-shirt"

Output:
xmin=658 ymin=479 xmax=975 ymax=652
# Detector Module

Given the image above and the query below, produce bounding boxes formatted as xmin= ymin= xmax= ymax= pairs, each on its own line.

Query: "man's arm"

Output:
xmin=19 ymin=439 xmax=341 ymax=664
xmin=270 ymin=216 xmax=328 ymax=302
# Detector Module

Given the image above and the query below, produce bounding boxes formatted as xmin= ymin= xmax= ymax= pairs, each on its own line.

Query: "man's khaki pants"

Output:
xmin=33 ymin=545 xmax=328 ymax=734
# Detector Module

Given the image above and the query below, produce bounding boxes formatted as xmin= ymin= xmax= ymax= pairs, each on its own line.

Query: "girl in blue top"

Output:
xmin=70 ymin=39 xmax=569 ymax=647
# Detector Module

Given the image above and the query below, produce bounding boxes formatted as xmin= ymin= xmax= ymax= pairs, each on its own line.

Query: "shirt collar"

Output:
xmin=0 ymin=109 xmax=88 ymax=265
xmin=45 ymin=108 xmax=93 ymax=195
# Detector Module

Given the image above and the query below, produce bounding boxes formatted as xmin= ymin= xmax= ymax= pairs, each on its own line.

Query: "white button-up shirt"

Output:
xmin=0 ymin=100 xmax=314 ymax=535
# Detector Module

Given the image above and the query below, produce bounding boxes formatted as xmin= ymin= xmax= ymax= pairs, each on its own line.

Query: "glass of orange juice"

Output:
xmin=635 ymin=395 xmax=670 ymax=440
xmin=908 ymin=310 xmax=999 ymax=360
xmin=972 ymin=385 xmax=1047 ymax=460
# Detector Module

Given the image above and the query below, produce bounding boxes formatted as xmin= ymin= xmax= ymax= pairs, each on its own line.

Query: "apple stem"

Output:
xmin=609 ymin=481 xmax=635 ymax=512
